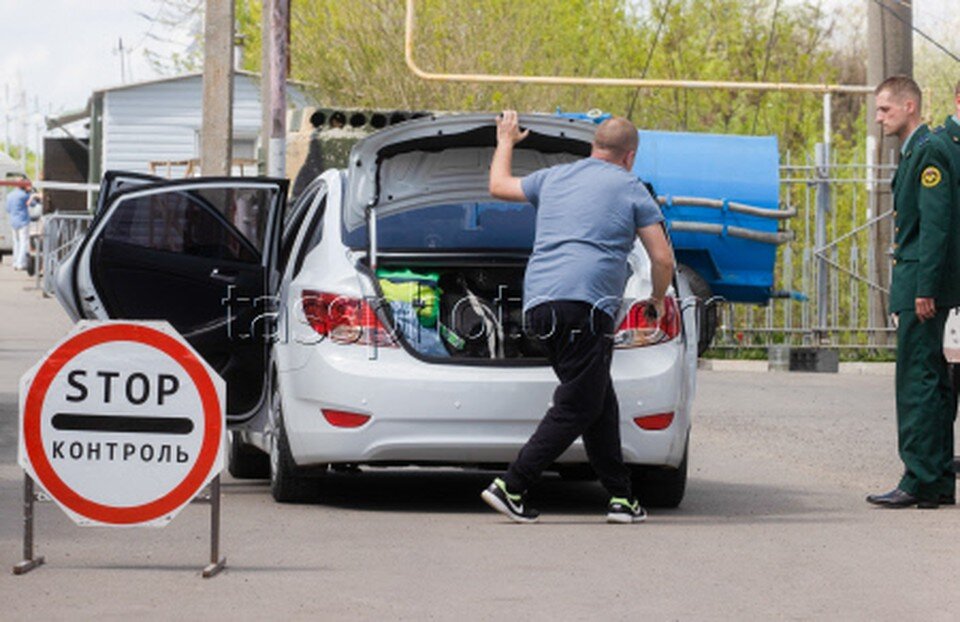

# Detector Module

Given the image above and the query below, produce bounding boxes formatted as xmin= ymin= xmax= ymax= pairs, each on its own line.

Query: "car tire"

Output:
xmin=630 ymin=442 xmax=688 ymax=509
xmin=678 ymin=264 xmax=716 ymax=357
xmin=227 ymin=431 xmax=270 ymax=479
xmin=269 ymin=381 xmax=325 ymax=503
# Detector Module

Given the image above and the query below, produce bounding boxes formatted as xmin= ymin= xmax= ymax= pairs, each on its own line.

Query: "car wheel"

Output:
xmin=268 ymin=380 xmax=325 ymax=503
xmin=630 ymin=442 xmax=688 ymax=509
xmin=227 ymin=431 xmax=270 ymax=479
xmin=678 ymin=264 xmax=717 ymax=357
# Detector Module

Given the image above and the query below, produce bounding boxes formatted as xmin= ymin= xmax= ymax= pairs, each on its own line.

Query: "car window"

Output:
xmin=100 ymin=186 xmax=279 ymax=263
xmin=292 ymin=194 xmax=328 ymax=277
xmin=342 ymin=201 xmax=536 ymax=251
xmin=280 ymin=179 xmax=325 ymax=271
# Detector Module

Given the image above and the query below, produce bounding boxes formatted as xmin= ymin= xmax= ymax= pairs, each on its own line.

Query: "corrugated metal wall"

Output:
xmin=102 ymin=74 xmax=307 ymax=176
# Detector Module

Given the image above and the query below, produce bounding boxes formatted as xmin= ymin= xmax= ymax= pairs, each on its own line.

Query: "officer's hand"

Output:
xmin=496 ymin=110 xmax=529 ymax=146
xmin=915 ymin=297 xmax=936 ymax=322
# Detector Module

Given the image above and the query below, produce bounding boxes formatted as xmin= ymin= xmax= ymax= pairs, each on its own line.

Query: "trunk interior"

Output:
xmin=372 ymin=255 xmax=548 ymax=365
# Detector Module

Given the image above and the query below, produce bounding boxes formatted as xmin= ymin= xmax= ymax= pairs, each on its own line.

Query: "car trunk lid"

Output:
xmin=342 ymin=113 xmax=595 ymax=233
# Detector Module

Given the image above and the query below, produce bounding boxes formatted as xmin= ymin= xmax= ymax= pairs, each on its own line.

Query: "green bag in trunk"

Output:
xmin=376 ymin=268 xmax=440 ymax=328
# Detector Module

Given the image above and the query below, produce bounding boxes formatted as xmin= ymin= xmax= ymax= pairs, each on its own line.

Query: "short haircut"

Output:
xmin=593 ymin=117 xmax=639 ymax=155
xmin=955 ymin=79 xmax=960 ymax=97
xmin=875 ymin=75 xmax=922 ymax=108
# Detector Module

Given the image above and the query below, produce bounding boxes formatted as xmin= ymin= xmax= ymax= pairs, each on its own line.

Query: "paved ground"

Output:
xmin=0 ymin=261 xmax=958 ymax=620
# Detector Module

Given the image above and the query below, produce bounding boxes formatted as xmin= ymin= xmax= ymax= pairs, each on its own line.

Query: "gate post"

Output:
xmin=815 ymin=142 xmax=831 ymax=343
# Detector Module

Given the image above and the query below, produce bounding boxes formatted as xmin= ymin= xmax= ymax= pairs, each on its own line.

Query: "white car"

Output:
xmin=55 ymin=113 xmax=698 ymax=507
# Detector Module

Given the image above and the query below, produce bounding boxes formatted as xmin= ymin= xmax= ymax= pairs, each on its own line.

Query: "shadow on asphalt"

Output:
xmin=222 ymin=468 xmax=830 ymax=522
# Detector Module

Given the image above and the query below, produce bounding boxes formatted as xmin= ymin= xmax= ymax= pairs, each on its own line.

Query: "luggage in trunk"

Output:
xmin=376 ymin=261 xmax=546 ymax=363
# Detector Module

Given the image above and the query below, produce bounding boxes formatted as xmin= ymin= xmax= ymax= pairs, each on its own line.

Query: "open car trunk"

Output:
xmin=342 ymin=113 xmax=599 ymax=364
xmin=373 ymin=256 xmax=546 ymax=364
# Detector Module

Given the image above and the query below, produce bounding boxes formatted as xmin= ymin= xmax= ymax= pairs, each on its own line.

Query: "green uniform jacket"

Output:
xmin=889 ymin=124 xmax=960 ymax=313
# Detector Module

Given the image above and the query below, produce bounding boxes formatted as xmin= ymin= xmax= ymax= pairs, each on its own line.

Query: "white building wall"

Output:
xmin=102 ymin=74 xmax=306 ymax=176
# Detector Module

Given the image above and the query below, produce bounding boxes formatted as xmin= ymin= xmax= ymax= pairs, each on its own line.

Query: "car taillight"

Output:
xmin=322 ymin=409 xmax=371 ymax=428
xmin=301 ymin=290 xmax=397 ymax=346
xmin=633 ymin=412 xmax=675 ymax=430
xmin=614 ymin=296 xmax=681 ymax=348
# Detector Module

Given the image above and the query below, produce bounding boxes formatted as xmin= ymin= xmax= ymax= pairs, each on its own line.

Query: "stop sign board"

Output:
xmin=18 ymin=321 xmax=225 ymax=527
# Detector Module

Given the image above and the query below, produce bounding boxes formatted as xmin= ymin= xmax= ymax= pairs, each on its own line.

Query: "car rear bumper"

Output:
xmin=276 ymin=340 xmax=692 ymax=468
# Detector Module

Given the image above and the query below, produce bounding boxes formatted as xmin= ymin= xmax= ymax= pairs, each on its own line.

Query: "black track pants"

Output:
xmin=503 ymin=301 xmax=632 ymax=499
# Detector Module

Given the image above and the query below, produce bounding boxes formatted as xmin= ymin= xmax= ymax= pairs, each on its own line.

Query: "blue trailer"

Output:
xmin=633 ymin=129 xmax=786 ymax=303
xmin=633 ymin=130 xmax=793 ymax=352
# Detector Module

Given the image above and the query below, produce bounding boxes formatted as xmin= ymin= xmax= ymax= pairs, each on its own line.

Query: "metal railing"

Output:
xmin=714 ymin=145 xmax=899 ymax=351
xmin=38 ymin=213 xmax=93 ymax=297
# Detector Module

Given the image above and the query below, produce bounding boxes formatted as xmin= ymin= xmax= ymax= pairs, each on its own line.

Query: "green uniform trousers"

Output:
xmin=896 ymin=308 xmax=956 ymax=499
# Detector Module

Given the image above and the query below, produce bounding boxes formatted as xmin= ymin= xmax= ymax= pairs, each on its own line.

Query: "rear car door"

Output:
xmin=96 ymin=170 xmax=162 ymax=211
xmin=63 ymin=177 xmax=288 ymax=423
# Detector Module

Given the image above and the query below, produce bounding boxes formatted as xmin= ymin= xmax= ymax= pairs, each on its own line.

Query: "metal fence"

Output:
xmin=714 ymin=143 xmax=899 ymax=352
xmin=37 ymin=212 xmax=93 ymax=297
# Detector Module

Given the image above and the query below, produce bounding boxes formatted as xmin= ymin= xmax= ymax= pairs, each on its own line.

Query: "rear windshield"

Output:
xmin=342 ymin=201 xmax=536 ymax=251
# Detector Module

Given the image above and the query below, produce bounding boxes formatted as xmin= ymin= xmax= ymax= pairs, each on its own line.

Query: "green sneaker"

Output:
xmin=606 ymin=497 xmax=647 ymax=523
xmin=481 ymin=478 xmax=540 ymax=523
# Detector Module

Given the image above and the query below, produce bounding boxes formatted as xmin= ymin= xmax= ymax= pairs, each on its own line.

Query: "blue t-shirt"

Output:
xmin=520 ymin=157 xmax=664 ymax=317
xmin=6 ymin=187 xmax=30 ymax=229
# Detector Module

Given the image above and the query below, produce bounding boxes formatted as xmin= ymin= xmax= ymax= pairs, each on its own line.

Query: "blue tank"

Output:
xmin=632 ymin=130 xmax=782 ymax=304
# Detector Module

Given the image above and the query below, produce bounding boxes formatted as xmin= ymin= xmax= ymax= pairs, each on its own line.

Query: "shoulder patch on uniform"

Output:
xmin=921 ymin=166 xmax=942 ymax=188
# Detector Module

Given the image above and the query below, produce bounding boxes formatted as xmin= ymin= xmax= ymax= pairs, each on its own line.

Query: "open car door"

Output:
xmin=97 ymin=170 xmax=162 ymax=211
xmin=58 ymin=177 xmax=288 ymax=423
xmin=55 ymin=171 xmax=162 ymax=320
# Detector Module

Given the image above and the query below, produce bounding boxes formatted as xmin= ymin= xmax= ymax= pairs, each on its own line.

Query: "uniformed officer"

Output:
xmin=938 ymin=81 xmax=960 ymax=465
xmin=867 ymin=75 xmax=959 ymax=509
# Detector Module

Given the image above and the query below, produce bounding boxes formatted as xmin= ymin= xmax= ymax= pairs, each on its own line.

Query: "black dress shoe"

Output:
xmin=866 ymin=488 xmax=939 ymax=509
xmin=940 ymin=494 xmax=956 ymax=505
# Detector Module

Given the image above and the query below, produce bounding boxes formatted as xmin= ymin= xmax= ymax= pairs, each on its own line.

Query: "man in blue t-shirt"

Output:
xmin=480 ymin=110 xmax=675 ymax=524
xmin=6 ymin=183 xmax=32 ymax=271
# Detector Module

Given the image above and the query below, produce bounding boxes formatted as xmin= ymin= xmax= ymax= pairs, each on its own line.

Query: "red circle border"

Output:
xmin=23 ymin=323 xmax=223 ymax=525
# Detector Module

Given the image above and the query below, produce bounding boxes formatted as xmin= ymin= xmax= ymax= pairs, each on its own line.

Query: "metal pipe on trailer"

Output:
xmin=656 ymin=196 xmax=796 ymax=220
xmin=669 ymin=221 xmax=794 ymax=246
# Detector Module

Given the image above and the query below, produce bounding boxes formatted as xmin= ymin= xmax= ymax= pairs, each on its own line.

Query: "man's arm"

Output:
xmin=915 ymin=144 xmax=953 ymax=321
xmin=637 ymin=222 xmax=676 ymax=319
xmin=489 ymin=110 xmax=529 ymax=202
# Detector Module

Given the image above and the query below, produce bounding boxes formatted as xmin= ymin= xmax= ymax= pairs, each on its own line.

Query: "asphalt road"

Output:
xmin=1 ymin=263 xmax=958 ymax=620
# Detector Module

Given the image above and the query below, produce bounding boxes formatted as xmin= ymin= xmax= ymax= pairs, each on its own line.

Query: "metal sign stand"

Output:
xmin=195 ymin=475 xmax=227 ymax=578
xmin=11 ymin=473 xmax=226 ymax=578
xmin=12 ymin=475 xmax=44 ymax=575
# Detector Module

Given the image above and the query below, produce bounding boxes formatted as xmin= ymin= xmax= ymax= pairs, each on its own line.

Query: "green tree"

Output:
xmin=233 ymin=0 xmax=852 ymax=153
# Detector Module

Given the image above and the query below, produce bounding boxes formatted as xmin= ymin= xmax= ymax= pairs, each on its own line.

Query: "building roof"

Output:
xmin=45 ymin=70 xmax=312 ymax=130
xmin=89 ymin=69 xmax=304 ymax=95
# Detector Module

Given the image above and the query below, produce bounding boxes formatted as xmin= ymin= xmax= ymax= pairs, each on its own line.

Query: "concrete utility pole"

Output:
xmin=201 ymin=0 xmax=235 ymax=176
xmin=261 ymin=0 xmax=290 ymax=178
xmin=260 ymin=0 xmax=272 ymax=175
xmin=866 ymin=0 xmax=912 ymax=338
